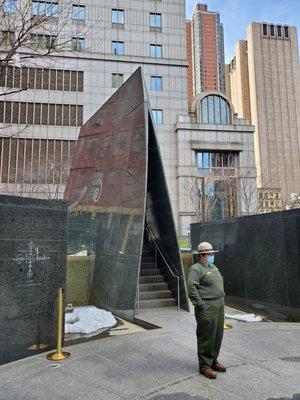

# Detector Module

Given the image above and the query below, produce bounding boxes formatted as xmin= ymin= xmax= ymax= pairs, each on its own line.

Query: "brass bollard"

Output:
xmin=47 ymin=287 xmax=71 ymax=361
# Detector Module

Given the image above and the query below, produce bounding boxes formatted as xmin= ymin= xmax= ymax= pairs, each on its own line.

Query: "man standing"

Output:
xmin=188 ymin=242 xmax=227 ymax=379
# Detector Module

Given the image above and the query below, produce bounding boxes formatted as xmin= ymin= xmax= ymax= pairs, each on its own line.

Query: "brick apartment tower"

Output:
xmin=186 ymin=3 xmax=225 ymax=101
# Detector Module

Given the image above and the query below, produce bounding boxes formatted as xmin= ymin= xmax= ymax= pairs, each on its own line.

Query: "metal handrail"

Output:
xmin=145 ymin=226 xmax=181 ymax=312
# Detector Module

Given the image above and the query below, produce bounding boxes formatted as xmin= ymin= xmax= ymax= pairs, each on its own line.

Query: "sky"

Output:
xmin=186 ymin=0 xmax=300 ymax=62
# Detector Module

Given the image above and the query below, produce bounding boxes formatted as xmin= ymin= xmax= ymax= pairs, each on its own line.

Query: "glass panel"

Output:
xmin=277 ymin=25 xmax=282 ymax=37
xmin=73 ymin=5 xmax=85 ymax=21
xmin=156 ymin=45 xmax=162 ymax=58
xmin=214 ymin=95 xmax=221 ymax=124
xmin=20 ymin=102 xmax=27 ymax=124
xmin=42 ymin=68 xmax=49 ymax=90
xmin=3 ymin=0 xmax=17 ymax=13
xmin=12 ymin=102 xmax=19 ymax=123
xmin=150 ymin=45 xmax=156 ymax=58
xmin=284 ymin=26 xmax=289 ymax=38
xmin=149 ymin=13 xmax=156 ymax=27
xmin=47 ymin=2 xmax=58 ymax=17
xmin=57 ymin=70 xmax=63 ymax=90
xmin=203 ymin=152 xmax=210 ymax=168
xmin=156 ymin=14 xmax=162 ymax=28
xmin=201 ymin=97 xmax=208 ymax=123
xmin=63 ymin=104 xmax=69 ymax=126
xmin=77 ymin=71 xmax=83 ymax=91
xmin=208 ymin=96 xmax=214 ymax=123
xmin=112 ymin=9 xmax=123 ymax=24
xmin=4 ymin=102 xmax=12 ymax=123
xmin=41 ymin=103 xmax=48 ymax=125
xmin=220 ymin=97 xmax=228 ymax=124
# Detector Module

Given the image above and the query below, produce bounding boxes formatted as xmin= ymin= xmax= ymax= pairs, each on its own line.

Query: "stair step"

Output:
xmin=139 ymin=275 xmax=164 ymax=283
xmin=142 ymin=256 xmax=154 ymax=262
xmin=140 ymin=269 xmax=161 ymax=276
xmin=140 ymin=262 xmax=156 ymax=269
xmin=139 ymin=282 xmax=168 ymax=291
xmin=140 ymin=290 xmax=173 ymax=300
xmin=139 ymin=298 xmax=176 ymax=308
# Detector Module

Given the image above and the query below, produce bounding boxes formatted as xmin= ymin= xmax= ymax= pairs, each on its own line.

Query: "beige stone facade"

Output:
xmin=175 ymin=92 xmax=257 ymax=236
xmin=0 ymin=0 xmax=188 ymax=224
xmin=227 ymin=22 xmax=300 ymax=206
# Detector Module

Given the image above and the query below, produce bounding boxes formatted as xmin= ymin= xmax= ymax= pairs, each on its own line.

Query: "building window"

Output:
xmin=112 ymin=41 xmax=124 ymax=55
xmin=150 ymin=76 xmax=162 ymax=91
xmin=270 ymin=24 xmax=275 ymax=37
xmin=32 ymin=1 xmax=59 ymax=18
xmin=72 ymin=5 xmax=85 ymax=21
xmin=277 ymin=25 xmax=282 ymax=37
xmin=3 ymin=0 xmax=17 ymax=13
xmin=112 ymin=9 xmax=124 ymax=25
xmin=197 ymin=152 xmax=236 ymax=170
xmin=150 ymin=44 xmax=162 ymax=58
xmin=152 ymin=109 xmax=163 ymax=124
xmin=112 ymin=73 xmax=124 ymax=88
xmin=29 ymin=34 xmax=57 ymax=50
xmin=150 ymin=13 xmax=162 ymax=31
xmin=0 ymin=31 xmax=15 ymax=46
xmin=71 ymin=37 xmax=85 ymax=52
xmin=262 ymin=24 xmax=268 ymax=36
xmin=200 ymin=95 xmax=231 ymax=124
xmin=284 ymin=26 xmax=289 ymax=38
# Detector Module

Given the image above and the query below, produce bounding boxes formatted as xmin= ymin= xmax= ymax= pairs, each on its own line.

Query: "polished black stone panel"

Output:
xmin=65 ymin=68 xmax=188 ymax=317
xmin=191 ymin=209 xmax=300 ymax=321
xmin=0 ymin=195 xmax=67 ymax=364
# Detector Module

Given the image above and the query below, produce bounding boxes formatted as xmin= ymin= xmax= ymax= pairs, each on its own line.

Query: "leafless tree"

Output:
xmin=182 ymin=174 xmax=237 ymax=222
xmin=0 ymin=0 xmax=89 ymax=98
xmin=11 ymin=160 xmax=70 ymax=199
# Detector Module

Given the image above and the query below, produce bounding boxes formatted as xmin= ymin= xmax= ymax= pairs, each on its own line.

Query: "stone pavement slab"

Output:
xmin=0 ymin=307 xmax=299 ymax=400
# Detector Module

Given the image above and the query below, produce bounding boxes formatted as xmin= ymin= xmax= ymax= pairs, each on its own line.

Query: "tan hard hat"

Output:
xmin=194 ymin=241 xmax=219 ymax=254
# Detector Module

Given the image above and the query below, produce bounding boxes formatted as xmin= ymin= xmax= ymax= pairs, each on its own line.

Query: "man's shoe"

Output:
xmin=212 ymin=363 xmax=227 ymax=372
xmin=201 ymin=368 xmax=217 ymax=379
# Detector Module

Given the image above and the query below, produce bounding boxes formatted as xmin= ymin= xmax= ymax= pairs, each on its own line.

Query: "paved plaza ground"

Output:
xmin=0 ymin=307 xmax=299 ymax=400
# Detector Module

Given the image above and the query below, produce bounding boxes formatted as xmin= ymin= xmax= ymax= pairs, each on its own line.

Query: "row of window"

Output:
xmin=197 ymin=152 xmax=236 ymax=169
xmin=0 ymin=137 xmax=76 ymax=184
xmin=112 ymin=9 xmax=162 ymax=30
xmin=3 ymin=0 xmax=86 ymax=21
xmin=3 ymin=1 xmax=162 ymax=29
xmin=112 ymin=74 xmax=162 ymax=91
xmin=0 ymin=66 xmax=84 ymax=92
xmin=0 ymin=101 xmax=162 ymax=127
xmin=262 ymin=23 xmax=289 ymax=39
xmin=0 ymin=30 xmax=163 ymax=57
xmin=112 ymin=41 xmax=162 ymax=58
xmin=0 ymin=101 xmax=83 ymax=126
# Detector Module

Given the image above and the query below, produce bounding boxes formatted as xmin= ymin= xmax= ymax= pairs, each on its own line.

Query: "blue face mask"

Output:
xmin=207 ymin=255 xmax=215 ymax=266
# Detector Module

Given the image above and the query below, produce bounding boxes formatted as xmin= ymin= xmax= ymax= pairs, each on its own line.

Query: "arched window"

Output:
xmin=200 ymin=95 xmax=231 ymax=124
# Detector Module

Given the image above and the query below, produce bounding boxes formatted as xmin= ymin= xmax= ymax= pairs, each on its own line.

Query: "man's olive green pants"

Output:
xmin=194 ymin=297 xmax=225 ymax=372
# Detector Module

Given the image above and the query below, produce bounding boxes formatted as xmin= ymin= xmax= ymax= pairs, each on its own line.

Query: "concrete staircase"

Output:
xmin=139 ymin=254 xmax=176 ymax=308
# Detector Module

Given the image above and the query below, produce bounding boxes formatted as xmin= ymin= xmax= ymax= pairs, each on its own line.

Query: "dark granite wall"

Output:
xmin=0 ymin=195 xmax=67 ymax=364
xmin=190 ymin=209 xmax=300 ymax=321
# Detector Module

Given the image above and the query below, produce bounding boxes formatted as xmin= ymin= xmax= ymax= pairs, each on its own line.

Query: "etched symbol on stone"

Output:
xmin=13 ymin=241 xmax=49 ymax=279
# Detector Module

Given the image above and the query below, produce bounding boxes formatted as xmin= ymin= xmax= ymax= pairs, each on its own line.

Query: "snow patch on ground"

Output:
xmin=65 ymin=306 xmax=117 ymax=334
xmin=225 ymin=313 xmax=263 ymax=322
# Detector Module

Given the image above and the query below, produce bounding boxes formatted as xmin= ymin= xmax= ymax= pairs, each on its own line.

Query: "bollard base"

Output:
xmin=224 ymin=323 xmax=233 ymax=330
xmin=47 ymin=351 xmax=71 ymax=361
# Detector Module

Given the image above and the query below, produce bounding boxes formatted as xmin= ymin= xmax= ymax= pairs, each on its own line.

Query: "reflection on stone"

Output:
xmin=191 ymin=209 xmax=300 ymax=322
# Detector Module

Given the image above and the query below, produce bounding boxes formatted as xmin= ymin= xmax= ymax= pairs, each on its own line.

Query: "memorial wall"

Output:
xmin=191 ymin=209 xmax=300 ymax=321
